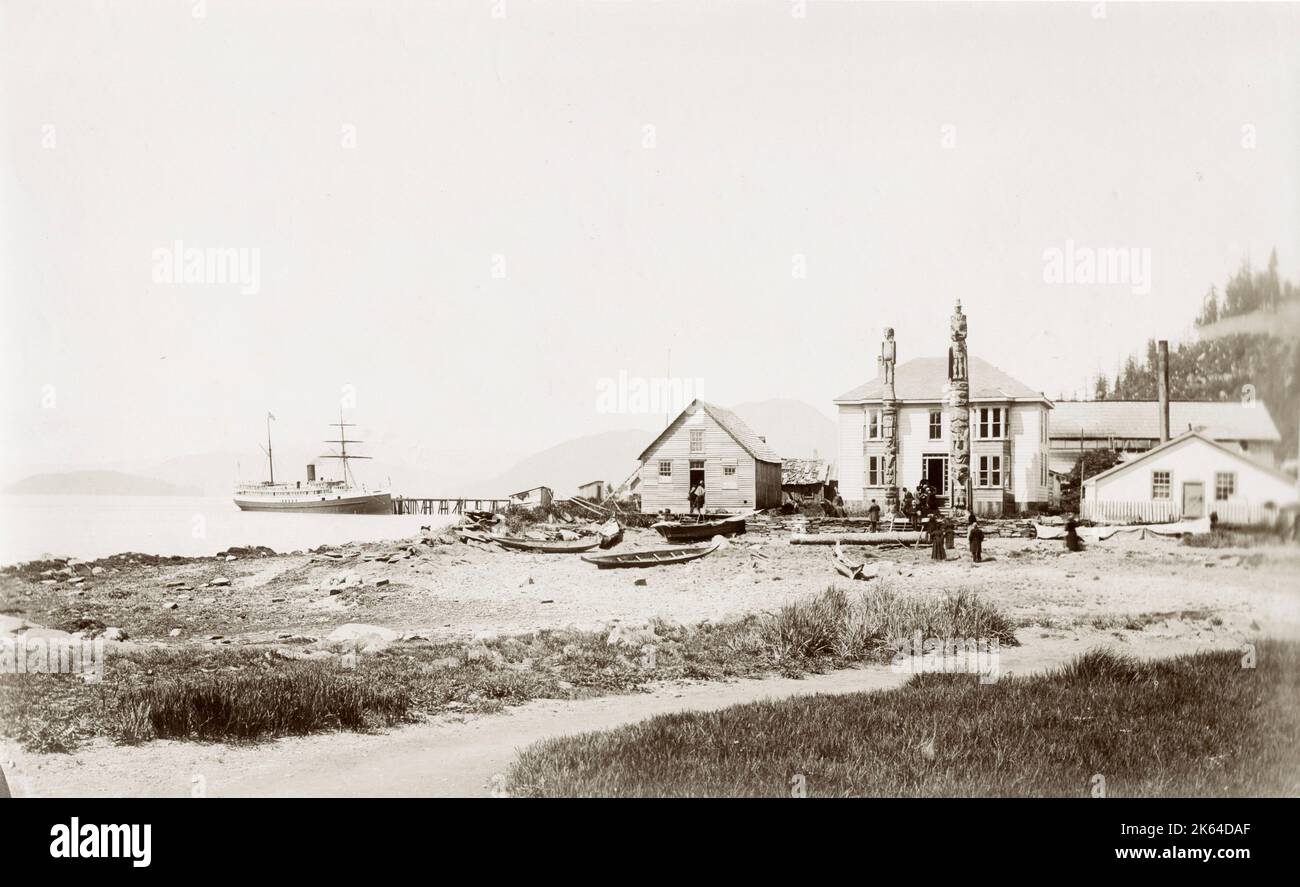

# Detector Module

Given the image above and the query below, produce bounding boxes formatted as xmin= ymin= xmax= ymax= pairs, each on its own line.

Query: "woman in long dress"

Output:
xmin=967 ymin=515 xmax=984 ymax=562
xmin=929 ymin=513 xmax=947 ymax=561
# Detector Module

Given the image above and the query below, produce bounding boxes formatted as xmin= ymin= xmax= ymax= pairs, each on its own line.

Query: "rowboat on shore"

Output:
xmin=652 ymin=514 xmax=746 ymax=543
xmin=494 ymin=535 xmax=602 ymax=553
xmin=581 ymin=541 xmax=719 ymax=569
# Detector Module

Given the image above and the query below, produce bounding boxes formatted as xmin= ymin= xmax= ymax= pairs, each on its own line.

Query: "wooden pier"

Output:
xmin=392 ymin=496 xmax=512 ymax=516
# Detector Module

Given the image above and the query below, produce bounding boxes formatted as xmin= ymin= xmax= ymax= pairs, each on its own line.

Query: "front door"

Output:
xmin=1182 ymin=481 xmax=1204 ymax=519
xmin=689 ymin=460 xmax=706 ymax=511
xmin=922 ymin=456 xmax=948 ymax=491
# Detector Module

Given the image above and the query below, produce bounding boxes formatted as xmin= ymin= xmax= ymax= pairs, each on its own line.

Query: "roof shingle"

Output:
xmin=1050 ymin=401 xmax=1280 ymax=442
xmin=834 ymin=356 xmax=1046 ymax=404
xmin=637 ymin=400 xmax=783 ymax=464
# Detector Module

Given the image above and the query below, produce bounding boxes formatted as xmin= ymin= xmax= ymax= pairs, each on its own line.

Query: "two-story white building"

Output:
xmin=834 ymin=356 xmax=1053 ymax=516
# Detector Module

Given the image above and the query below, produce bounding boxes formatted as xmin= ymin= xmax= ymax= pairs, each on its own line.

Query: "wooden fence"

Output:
xmin=1081 ymin=499 xmax=1281 ymax=526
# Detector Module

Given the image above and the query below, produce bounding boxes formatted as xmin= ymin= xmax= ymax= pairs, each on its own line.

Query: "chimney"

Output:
xmin=306 ymin=463 xmax=316 ymax=482
xmin=1156 ymin=340 xmax=1170 ymax=443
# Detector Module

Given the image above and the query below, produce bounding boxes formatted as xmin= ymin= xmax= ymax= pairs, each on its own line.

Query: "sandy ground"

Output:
xmin=3 ymin=523 xmax=1298 ymax=796
xmin=5 ymin=526 xmax=1298 ymax=645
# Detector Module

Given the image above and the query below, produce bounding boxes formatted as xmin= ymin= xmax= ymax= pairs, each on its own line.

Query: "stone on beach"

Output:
xmin=322 ymin=623 xmax=399 ymax=653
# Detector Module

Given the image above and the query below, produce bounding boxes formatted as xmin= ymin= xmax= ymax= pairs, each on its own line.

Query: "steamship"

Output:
xmin=233 ymin=413 xmax=393 ymax=515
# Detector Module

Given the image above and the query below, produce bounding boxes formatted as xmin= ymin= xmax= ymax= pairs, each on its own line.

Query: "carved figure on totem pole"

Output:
xmin=879 ymin=328 xmax=896 ymax=389
xmin=948 ymin=301 xmax=971 ymax=513
xmin=949 ymin=302 xmax=968 ymax=383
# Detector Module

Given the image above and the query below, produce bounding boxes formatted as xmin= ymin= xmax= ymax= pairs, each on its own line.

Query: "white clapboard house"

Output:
xmin=1081 ymin=430 xmax=1298 ymax=524
xmin=834 ymin=356 xmax=1053 ymax=516
xmin=636 ymin=400 xmax=783 ymax=514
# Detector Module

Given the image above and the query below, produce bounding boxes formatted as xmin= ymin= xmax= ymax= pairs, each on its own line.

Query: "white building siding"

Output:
xmin=838 ymin=405 xmax=866 ymax=503
xmin=1009 ymin=405 xmax=1050 ymax=505
xmin=836 ymin=399 xmax=1052 ymax=511
xmin=1086 ymin=436 xmax=1298 ymax=513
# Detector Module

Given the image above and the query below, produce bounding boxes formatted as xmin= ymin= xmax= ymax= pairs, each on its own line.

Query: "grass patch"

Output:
xmin=114 ymin=664 xmax=411 ymax=742
xmin=1182 ymin=529 xmax=1280 ymax=549
xmin=506 ymin=640 xmax=1300 ymax=797
xmin=1 ymin=585 xmax=1014 ymax=751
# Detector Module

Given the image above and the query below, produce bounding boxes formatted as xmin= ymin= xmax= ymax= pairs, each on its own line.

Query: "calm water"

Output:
xmin=0 ymin=495 xmax=455 ymax=564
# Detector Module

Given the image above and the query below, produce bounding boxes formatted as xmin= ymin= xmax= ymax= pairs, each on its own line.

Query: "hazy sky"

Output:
xmin=2 ymin=1 xmax=1297 ymax=479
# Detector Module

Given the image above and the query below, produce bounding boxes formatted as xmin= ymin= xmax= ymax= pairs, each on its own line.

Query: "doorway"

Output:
xmin=1182 ymin=481 xmax=1204 ymax=519
xmin=922 ymin=455 xmax=948 ymax=491
xmin=689 ymin=460 xmax=706 ymax=510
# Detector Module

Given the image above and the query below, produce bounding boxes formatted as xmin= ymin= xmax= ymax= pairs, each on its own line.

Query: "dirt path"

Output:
xmin=7 ymin=631 xmax=1227 ymax=798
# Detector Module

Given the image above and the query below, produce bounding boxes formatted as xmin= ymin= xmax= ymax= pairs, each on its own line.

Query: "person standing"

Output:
xmin=902 ymin=490 xmax=915 ymax=528
xmin=928 ymin=513 xmax=947 ymax=561
xmin=867 ymin=499 xmax=881 ymax=532
xmin=691 ymin=479 xmax=707 ymax=520
xmin=968 ymin=514 xmax=984 ymax=563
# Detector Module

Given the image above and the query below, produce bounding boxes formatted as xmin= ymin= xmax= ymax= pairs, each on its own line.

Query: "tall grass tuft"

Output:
xmin=114 ymin=662 xmax=411 ymax=743
xmin=759 ymin=584 xmax=1017 ymax=666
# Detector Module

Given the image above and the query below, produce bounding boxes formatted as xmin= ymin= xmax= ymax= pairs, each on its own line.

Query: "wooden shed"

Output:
xmin=576 ymin=480 xmax=606 ymax=501
xmin=636 ymin=399 xmax=782 ymax=514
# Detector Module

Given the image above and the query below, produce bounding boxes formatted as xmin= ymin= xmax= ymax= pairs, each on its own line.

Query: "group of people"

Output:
xmin=900 ymin=481 xmax=940 ymax=530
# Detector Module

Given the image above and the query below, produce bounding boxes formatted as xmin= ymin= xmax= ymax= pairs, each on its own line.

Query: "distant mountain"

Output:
xmin=729 ymin=399 xmax=838 ymax=461
xmin=476 ymin=399 xmax=837 ymax=499
xmin=478 ymin=429 xmax=651 ymax=498
xmin=5 ymin=470 xmax=203 ymax=497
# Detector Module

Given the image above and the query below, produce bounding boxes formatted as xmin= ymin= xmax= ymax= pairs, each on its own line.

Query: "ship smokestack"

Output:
xmin=1156 ymin=340 xmax=1170 ymax=443
xmin=307 ymin=463 xmax=316 ymax=482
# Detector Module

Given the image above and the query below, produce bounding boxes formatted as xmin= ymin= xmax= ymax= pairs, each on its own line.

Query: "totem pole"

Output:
xmin=947 ymin=301 xmax=971 ymax=515
xmin=880 ymin=328 xmax=900 ymax=517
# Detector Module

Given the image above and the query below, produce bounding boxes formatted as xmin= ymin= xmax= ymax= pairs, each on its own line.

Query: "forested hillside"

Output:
xmin=1095 ymin=250 xmax=1300 ymax=462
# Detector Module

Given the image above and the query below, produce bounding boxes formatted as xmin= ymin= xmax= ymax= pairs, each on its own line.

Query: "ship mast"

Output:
xmin=259 ymin=412 xmax=276 ymax=484
xmin=321 ymin=409 xmax=371 ymax=486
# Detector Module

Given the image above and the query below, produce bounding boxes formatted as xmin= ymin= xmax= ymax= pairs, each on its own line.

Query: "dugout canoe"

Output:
xmin=581 ymin=541 xmax=720 ymax=569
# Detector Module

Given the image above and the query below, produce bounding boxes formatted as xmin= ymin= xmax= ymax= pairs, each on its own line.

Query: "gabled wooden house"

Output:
xmin=636 ymin=399 xmax=782 ymax=514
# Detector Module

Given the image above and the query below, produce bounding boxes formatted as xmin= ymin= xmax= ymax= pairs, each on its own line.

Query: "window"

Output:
xmin=1151 ymin=470 xmax=1170 ymax=500
xmin=1215 ymin=472 xmax=1236 ymax=501
xmin=867 ymin=456 xmax=882 ymax=486
xmin=866 ymin=409 xmax=881 ymax=440
xmin=978 ymin=455 xmax=1002 ymax=488
xmin=929 ymin=411 xmax=942 ymax=440
xmin=723 ymin=465 xmax=736 ymax=477
xmin=658 ymin=461 xmax=672 ymax=479
xmin=977 ymin=407 xmax=1004 ymax=439
xmin=689 ymin=429 xmax=704 ymax=454
xmin=722 ymin=461 xmax=737 ymax=490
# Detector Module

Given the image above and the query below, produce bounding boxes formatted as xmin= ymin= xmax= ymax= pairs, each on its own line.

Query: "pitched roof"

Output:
xmin=637 ymin=399 xmax=782 ymax=464
xmin=834 ymin=356 xmax=1047 ymax=404
xmin=1050 ymin=400 xmax=1281 ymax=442
xmin=1083 ymin=430 xmax=1296 ymax=488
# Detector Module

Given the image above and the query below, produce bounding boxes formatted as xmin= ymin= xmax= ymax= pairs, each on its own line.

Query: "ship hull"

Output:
xmin=234 ymin=492 xmax=393 ymax=515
